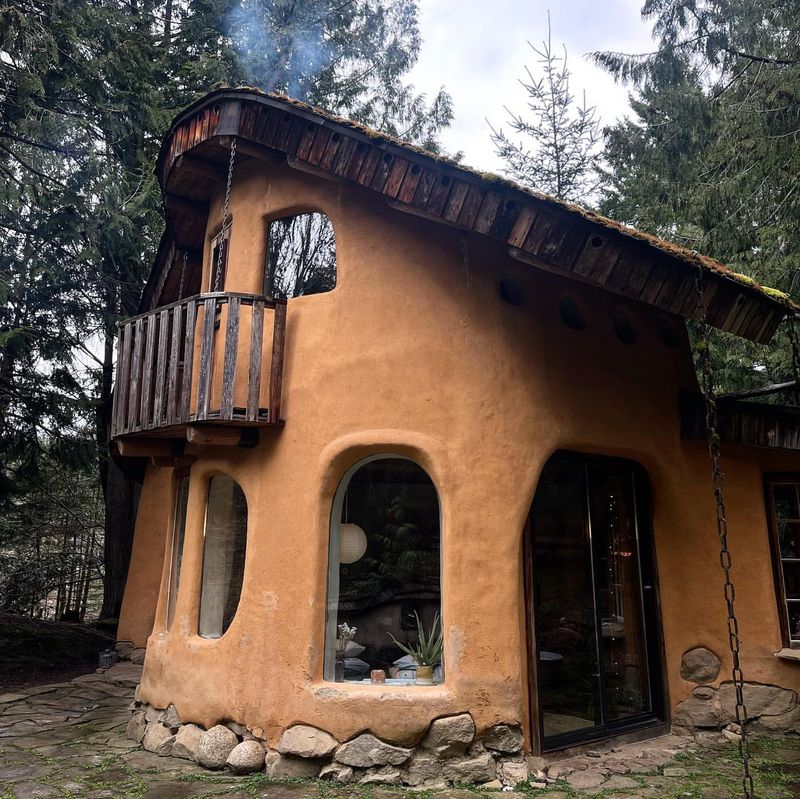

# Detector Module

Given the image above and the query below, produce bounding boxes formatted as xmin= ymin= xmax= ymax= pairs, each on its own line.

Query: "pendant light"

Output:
xmin=340 ymin=488 xmax=367 ymax=564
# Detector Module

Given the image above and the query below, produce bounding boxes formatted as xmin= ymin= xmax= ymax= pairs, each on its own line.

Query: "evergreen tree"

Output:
xmin=0 ymin=0 xmax=452 ymax=621
xmin=489 ymin=17 xmax=603 ymax=203
xmin=594 ymin=0 xmax=800 ymax=391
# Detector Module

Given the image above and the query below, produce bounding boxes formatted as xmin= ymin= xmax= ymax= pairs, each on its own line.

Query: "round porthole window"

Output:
xmin=559 ymin=296 xmax=586 ymax=330
xmin=613 ymin=310 xmax=637 ymax=345
xmin=499 ymin=274 xmax=526 ymax=306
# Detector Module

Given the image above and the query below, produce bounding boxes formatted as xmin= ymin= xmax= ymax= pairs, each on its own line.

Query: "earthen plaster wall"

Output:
xmin=117 ymin=160 xmax=800 ymax=750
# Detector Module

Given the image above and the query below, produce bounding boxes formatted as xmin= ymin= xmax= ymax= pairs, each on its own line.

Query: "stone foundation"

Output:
xmin=128 ymin=695 xmax=537 ymax=787
xmin=675 ymin=647 xmax=800 ymax=734
xmin=674 ymin=680 xmax=800 ymax=733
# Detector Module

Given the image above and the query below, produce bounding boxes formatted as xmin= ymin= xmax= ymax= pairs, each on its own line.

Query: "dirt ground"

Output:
xmin=0 ymin=613 xmax=113 ymax=693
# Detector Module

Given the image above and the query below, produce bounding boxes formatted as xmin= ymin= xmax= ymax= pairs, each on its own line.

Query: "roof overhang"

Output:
xmin=145 ymin=87 xmax=794 ymax=344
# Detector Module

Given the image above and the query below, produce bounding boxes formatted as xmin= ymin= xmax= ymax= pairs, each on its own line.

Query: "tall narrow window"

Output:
xmin=167 ymin=470 xmax=190 ymax=628
xmin=210 ymin=224 xmax=231 ymax=292
xmin=199 ymin=475 xmax=247 ymax=638
xmin=325 ymin=457 xmax=442 ymax=684
xmin=766 ymin=477 xmax=800 ymax=647
xmin=265 ymin=212 xmax=336 ymax=299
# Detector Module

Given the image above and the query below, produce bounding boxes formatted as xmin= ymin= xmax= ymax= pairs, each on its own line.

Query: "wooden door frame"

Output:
xmin=522 ymin=515 xmax=542 ymax=755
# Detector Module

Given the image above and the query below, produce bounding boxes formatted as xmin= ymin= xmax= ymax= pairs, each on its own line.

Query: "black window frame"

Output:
xmin=764 ymin=473 xmax=800 ymax=648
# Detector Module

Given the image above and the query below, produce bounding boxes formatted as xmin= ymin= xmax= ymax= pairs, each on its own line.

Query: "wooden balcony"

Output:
xmin=111 ymin=292 xmax=287 ymax=447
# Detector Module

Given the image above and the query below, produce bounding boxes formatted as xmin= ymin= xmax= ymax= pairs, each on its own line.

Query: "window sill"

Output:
xmin=309 ymin=681 xmax=451 ymax=701
xmin=775 ymin=648 xmax=800 ymax=662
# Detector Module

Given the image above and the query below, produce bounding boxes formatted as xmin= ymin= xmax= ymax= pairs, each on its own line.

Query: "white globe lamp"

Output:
xmin=340 ymin=523 xmax=367 ymax=564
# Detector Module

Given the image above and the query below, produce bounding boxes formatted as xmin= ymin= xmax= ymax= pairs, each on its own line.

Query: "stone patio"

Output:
xmin=0 ymin=664 xmax=798 ymax=798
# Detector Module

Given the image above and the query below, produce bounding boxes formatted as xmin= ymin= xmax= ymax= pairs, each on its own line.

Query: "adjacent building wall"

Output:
xmin=122 ymin=160 xmax=800 ymax=749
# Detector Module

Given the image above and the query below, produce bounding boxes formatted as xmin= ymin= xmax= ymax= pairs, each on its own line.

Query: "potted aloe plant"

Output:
xmin=389 ymin=611 xmax=443 ymax=685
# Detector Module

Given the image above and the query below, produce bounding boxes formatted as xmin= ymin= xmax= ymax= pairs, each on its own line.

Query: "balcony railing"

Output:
xmin=111 ymin=292 xmax=287 ymax=441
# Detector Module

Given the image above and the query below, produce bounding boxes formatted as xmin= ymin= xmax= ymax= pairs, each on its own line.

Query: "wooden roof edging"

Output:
xmin=680 ymin=390 xmax=800 ymax=452
xmin=148 ymin=89 xmax=793 ymax=343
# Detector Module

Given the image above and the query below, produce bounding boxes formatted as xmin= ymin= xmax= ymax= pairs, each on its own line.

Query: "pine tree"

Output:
xmin=489 ymin=17 xmax=603 ymax=203
xmin=0 ymin=0 xmax=453 ymax=621
xmin=594 ymin=0 xmax=800 ymax=391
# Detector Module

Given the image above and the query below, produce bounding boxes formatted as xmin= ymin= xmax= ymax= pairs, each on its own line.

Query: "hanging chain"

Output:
xmin=178 ymin=250 xmax=188 ymax=301
xmin=694 ymin=268 xmax=755 ymax=799
xmin=786 ymin=313 xmax=800 ymax=405
xmin=214 ymin=136 xmax=236 ymax=293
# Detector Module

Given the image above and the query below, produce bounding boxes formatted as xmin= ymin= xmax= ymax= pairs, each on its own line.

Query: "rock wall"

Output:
xmin=127 ymin=693 xmax=534 ymax=788
xmin=674 ymin=647 xmax=800 ymax=733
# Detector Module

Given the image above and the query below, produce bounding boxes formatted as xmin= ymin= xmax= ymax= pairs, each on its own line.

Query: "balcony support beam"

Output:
xmin=117 ymin=439 xmax=184 ymax=459
xmin=186 ymin=424 xmax=260 ymax=448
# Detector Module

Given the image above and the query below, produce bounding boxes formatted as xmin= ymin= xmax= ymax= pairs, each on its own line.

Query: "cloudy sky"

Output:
xmin=407 ymin=0 xmax=657 ymax=171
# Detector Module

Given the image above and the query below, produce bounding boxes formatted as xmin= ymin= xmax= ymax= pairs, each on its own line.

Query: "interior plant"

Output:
xmin=389 ymin=611 xmax=443 ymax=684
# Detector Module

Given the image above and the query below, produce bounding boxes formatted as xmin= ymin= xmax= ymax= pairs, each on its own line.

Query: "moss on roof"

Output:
xmin=172 ymin=86 xmax=800 ymax=315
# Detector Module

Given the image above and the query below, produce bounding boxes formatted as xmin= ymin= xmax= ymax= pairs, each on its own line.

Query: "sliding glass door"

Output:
xmin=529 ymin=452 xmax=663 ymax=748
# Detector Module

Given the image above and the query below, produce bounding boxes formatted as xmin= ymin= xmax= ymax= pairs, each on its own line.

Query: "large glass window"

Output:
xmin=530 ymin=453 xmax=662 ymax=747
xmin=167 ymin=470 xmax=190 ymax=628
xmin=325 ymin=457 xmax=442 ymax=684
xmin=766 ymin=477 xmax=800 ymax=647
xmin=264 ymin=212 xmax=336 ymax=299
xmin=198 ymin=475 xmax=247 ymax=638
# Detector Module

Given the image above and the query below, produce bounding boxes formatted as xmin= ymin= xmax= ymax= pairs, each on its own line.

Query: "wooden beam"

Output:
xmin=218 ymin=136 xmax=285 ymax=164
xmin=186 ymin=424 xmax=259 ymax=448
xmin=174 ymin=154 xmax=227 ymax=183
xmin=719 ymin=380 xmax=797 ymax=400
xmin=117 ymin=439 xmax=180 ymax=458
xmin=164 ymin=193 xmax=209 ymax=215
xmin=287 ymin=155 xmax=349 ymax=186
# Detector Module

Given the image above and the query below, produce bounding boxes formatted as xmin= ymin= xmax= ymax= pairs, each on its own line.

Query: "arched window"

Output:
xmin=325 ymin=457 xmax=442 ymax=684
xmin=264 ymin=212 xmax=336 ymax=299
xmin=198 ymin=475 xmax=248 ymax=638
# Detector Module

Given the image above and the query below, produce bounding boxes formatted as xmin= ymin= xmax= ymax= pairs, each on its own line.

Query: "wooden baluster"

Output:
xmin=220 ymin=297 xmax=240 ymax=420
xmin=153 ymin=309 xmax=170 ymax=426
xmin=269 ymin=299 xmax=287 ymax=424
xmin=167 ymin=304 xmax=183 ymax=426
xmin=141 ymin=315 xmax=157 ymax=429
xmin=112 ymin=325 xmax=125 ymax=438
xmin=195 ymin=296 xmax=217 ymax=421
xmin=181 ymin=300 xmax=197 ymax=423
xmin=127 ymin=318 xmax=144 ymax=431
xmin=115 ymin=323 xmax=132 ymax=435
xmin=247 ymin=300 xmax=264 ymax=422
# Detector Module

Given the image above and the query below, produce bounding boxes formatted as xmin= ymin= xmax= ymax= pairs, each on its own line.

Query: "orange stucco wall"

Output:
xmin=118 ymin=160 xmax=800 ymax=749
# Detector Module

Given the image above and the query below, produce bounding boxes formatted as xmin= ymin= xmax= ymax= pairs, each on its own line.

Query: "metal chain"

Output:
xmin=214 ymin=136 xmax=236 ymax=292
xmin=786 ymin=313 xmax=800 ymax=405
xmin=178 ymin=250 xmax=188 ymax=301
xmin=694 ymin=268 xmax=755 ymax=799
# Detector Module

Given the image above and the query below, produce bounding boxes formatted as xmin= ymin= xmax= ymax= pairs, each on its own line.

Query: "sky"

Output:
xmin=407 ymin=0 xmax=657 ymax=172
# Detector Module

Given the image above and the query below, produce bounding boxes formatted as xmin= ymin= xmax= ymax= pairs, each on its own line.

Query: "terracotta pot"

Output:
xmin=416 ymin=664 xmax=434 ymax=685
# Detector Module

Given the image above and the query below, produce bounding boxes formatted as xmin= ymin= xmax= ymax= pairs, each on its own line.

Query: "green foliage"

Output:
xmin=389 ymin=610 xmax=443 ymax=666
xmin=489 ymin=15 xmax=603 ymax=203
xmin=0 ymin=0 xmax=452 ymax=616
xmin=594 ymin=0 xmax=800 ymax=390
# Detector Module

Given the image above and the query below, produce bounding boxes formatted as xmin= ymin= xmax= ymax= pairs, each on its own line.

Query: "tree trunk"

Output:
xmin=98 ymin=291 xmax=141 ymax=622
xmin=99 ymin=452 xmax=140 ymax=621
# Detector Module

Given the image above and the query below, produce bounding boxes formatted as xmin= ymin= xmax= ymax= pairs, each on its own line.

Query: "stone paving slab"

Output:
xmin=0 ymin=665 xmax=798 ymax=798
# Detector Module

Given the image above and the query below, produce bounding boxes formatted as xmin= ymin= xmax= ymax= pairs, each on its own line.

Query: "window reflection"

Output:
xmin=265 ymin=213 xmax=336 ymax=299
xmin=532 ymin=453 xmax=656 ymax=744
xmin=198 ymin=476 xmax=247 ymax=639
xmin=325 ymin=458 xmax=442 ymax=684
xmin=167 ymin=471 xmax=190 ymax=628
